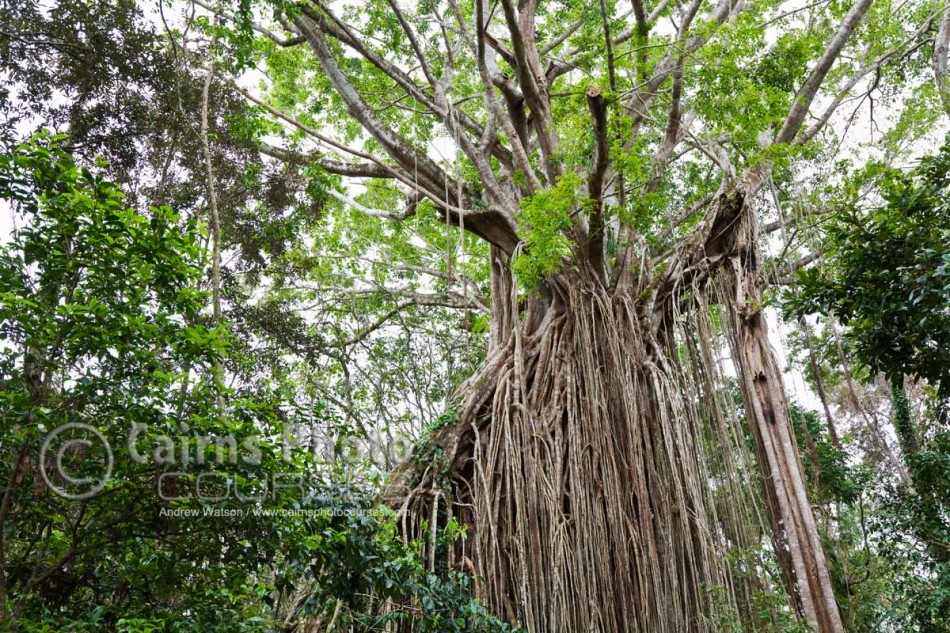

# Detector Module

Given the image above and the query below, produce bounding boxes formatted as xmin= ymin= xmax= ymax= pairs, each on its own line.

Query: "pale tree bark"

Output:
xmin=727 ymin=201 xmax=845 ymax=632
xmin=723 ymin=4 xmax=871 ymax=626
xmin=935 ymin=0 xmax=950 ymax=115
xmin=198 ymin=9 xmax=225 ymax=411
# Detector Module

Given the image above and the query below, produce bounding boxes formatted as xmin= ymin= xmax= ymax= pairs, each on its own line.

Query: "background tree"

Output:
xmin=0 ymin=133 xmax=515 ymax=632
xmin=789 ymin=140 xmax=950 ymax=630
xmin=0 ymin=132 xmax=278 ymax=629
xmin=0 ymin=0 xmax=472 ymax=464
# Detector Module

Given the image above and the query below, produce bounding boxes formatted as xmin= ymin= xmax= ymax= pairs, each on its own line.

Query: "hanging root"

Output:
xmin=386 ymin=273 xmax=783 ymax=632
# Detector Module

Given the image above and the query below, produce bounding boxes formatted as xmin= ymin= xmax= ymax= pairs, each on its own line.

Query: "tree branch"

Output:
xmin=385 ymin=0 xmax=438 ymax=89
xmin=631 ymin=0 xmax=650 ymax=39
xmin=473 ymin=0 xmax=542 ymax=194
xmin=192 ymin=0 xmax=304 ymax=46
xmin=762 ymin=206 xmax=832 ymax=234
xmin=291 ymin=10 xmax=450 ymax=197
xmin=328 ymin=190 xmax=419 ymax=221
xmin=798 ymin=11 xmax=937 ymax=144
xmin=258 ymin=143 xmax=394 ymax=178
xmin=774 ymin=0 xmax=876 ymax=145
xmin=499 ymin=0 xmax=560 ymax=182
xmin=621 ymin=0 xmax=704 ymax=139
xmin=334 ymin=293 xmax=483 ymax=348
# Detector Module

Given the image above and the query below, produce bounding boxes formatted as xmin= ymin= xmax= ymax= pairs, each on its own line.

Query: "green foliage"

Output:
xmin=511 ymin=172 xmax=582 ymax=288
xmin=788 ymin=405 xmax=858 ymax=504
xmin=709 ymin=546 xmax=814 ymax=632
xmin=290 ymin=486 xmax=520 ymax=633
xmin=874 ymin=420 xmax=950 ymax=631
xmin=0 ymin=0 xmax=177 ymax=173
xmin=0 ymin=135 xmax=511 ymax=631
xmin=0 ymin=132 xmax=218 ymax=364
xmin=0 ymin=132 xmax=279 ymax=630
xmin=869 ymin=461 xmax=950 ymax=632
xmin=788 ymin=140 xmax=950 ymax=401
xmin=786 ymin=140 xmax=950 ymax=632
xmin=428 ymin=402 xmax=461 ymax=433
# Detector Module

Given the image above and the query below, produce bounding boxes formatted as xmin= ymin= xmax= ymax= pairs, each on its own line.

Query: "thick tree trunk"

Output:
xmin=729 ymin=302 xmax=843 ymax=632
xmin=390 ymin=251 xmax=817 ymax=631
xmin=389 ymin=220 xmax=842 ymax=632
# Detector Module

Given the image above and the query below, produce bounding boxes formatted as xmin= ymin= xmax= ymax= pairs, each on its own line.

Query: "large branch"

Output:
xmin=237 ymin=86 xmax=402 ymax=175
xmin=773 ymin=0 xmax=876 ymax=145
xmin=242 ymin=83 xmax=502 ymax=223
xmin=644 ymin=56 xmax=687 ymax=192
xmin=769 ymin=250 xmax=824 ymax=286
xmin=291 ymin=9 xmax=520 ymax=253
xmin=304 ymin=3 xmax=436 ymax=111
xmin=620 ymin=0 xmax=718 ymax=135
xmin=796 ymin=11 xmax=938 ymax=144
xmin=499 ymin=0 xmax=560 ymax=182
xmin=631 ymin=0 xmax=650 ymax=38
xmin=335 ymin=293 xmax=485 ymax=348
xmin=762 ymin=206 xmax=832 ymax=234
xmin=312 ymin=1 xmax=514 ymax=173
xmin=328 ymin=190 xmax=418 ymax=221
xmin=306 ymin=0 xmax=486 ymax=150
xmin=428 ymin=8 xmax=514 ymax=213
xmin=192 ymin=0 xmax=304 ymax=46
xmin=292 ymin=11 xmax=449 ymax=195
xmin=384 ymin=0 xmax=438 ymax=89
xmin=258 ymin=143 xmax=393 ymax=178
xmin=648 ymin=0 xmax=877 ymax=305
xmin=472 ymin=0 xmax=542 ymax=194
xmin=544 ymin=2 xmax=669 ymax=80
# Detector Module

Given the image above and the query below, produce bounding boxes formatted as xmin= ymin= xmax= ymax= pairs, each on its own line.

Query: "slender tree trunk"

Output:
xmin=934 ymin=0 xmax=950 ymax=116
xmin=801 ymin=317 xmax=842 ymax=450
xmin=727 ymin=210 xmax=844 ymax=632
xmin=890 ymin=379 xmax=949 ymax=566
xmin=200 ymin=16 xmax=225 ymax=412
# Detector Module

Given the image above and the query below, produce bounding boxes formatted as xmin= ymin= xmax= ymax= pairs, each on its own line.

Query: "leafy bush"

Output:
xmin=0 ymin=134 xmax=514 ymax=632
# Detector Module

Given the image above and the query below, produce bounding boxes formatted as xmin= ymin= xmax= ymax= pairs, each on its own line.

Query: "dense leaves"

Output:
xmin=790 ymin=142 xmax=950 ymax=400
xmin=0 ymin=136 xmax=507 ymax=631
xmin=787 ymin=141 xmax=950 ymax=632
